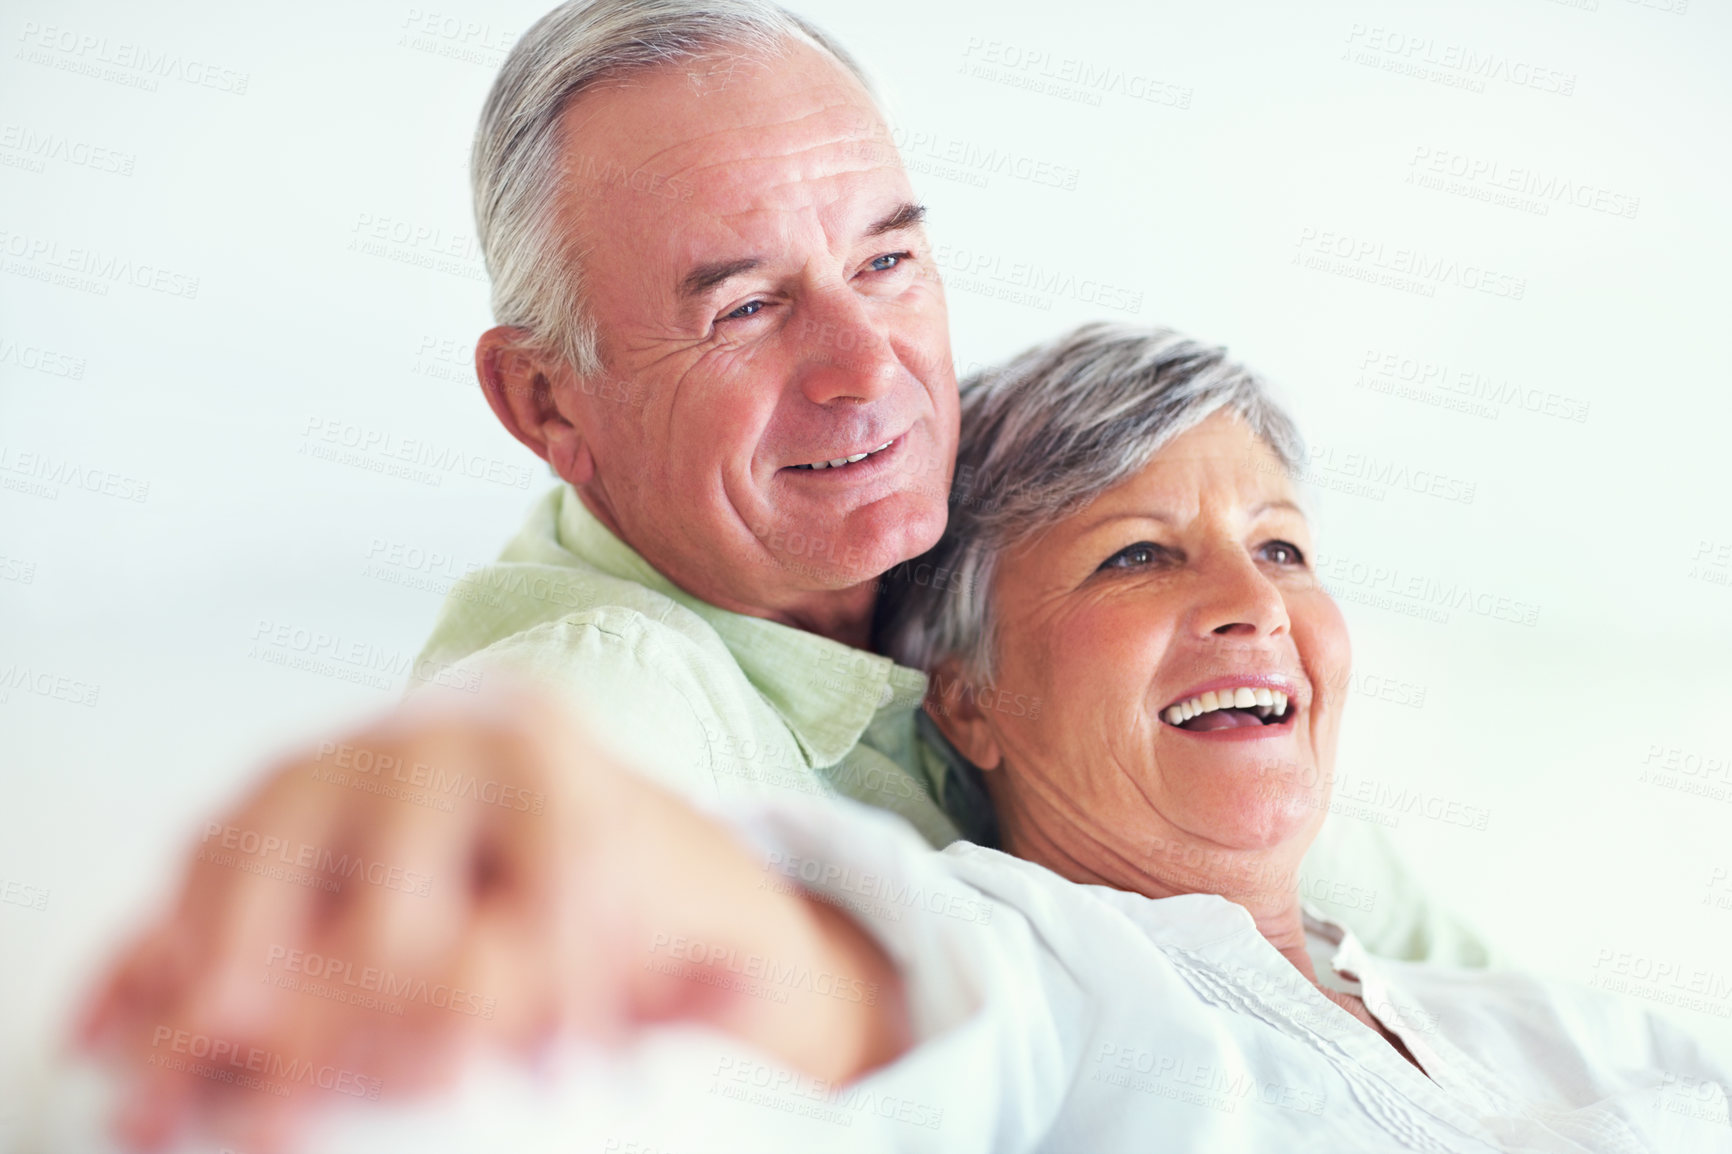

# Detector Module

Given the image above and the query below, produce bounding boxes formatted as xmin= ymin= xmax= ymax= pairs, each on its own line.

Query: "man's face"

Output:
xmin=548 ymin=40 xmax=958 ymax=619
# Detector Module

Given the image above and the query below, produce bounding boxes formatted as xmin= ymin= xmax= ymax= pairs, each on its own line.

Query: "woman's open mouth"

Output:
xmin=1161 ymin=685 xmax=1292 ymax=732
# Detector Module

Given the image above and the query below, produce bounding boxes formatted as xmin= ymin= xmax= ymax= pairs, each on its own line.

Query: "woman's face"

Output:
xmin=932 ymin=410 xmax=1350 ymax=879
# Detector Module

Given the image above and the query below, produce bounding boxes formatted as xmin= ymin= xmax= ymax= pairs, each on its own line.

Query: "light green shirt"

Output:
xmin=414 ymin=484 xmax=1490 ymax=965
xmin=414 ymin=483 xmax=962 ymax=846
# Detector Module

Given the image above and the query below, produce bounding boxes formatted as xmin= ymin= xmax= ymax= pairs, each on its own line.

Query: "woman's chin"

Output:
xmin=1184 ymin=788 xmax=1326 ymax=854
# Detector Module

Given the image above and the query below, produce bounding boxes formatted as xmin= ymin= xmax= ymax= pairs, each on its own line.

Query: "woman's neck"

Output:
xmin=1002 ymin=806 xmax=1435 ymax=1074
xmin=996 ymin=792 xmax=1312 ymax=940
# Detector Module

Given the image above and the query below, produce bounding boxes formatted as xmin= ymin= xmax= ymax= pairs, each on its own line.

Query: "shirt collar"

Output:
xmin=554 ymin=484 xmax=929 ymax=766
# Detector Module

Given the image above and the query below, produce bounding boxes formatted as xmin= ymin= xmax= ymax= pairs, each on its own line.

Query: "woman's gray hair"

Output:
xmin=876 ymin=322 xmax=1307 ymax=684
xmin=472 ymin=0 xmax=874 ymax=376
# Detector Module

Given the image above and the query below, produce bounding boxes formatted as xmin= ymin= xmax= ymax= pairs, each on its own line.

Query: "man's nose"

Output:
xmin=792 ymin=292 xmax=899 ymax=405
xmin=1192 ymin=550 xmax=1291 ymax=639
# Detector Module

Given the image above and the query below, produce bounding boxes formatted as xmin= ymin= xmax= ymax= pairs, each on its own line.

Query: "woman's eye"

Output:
xmin=1260 ymin=539 xmax=1306 ymax=566
xmin=1097 ymin=542 xmax=1169 ymax=572
xmin=721 ymin=300 xmax=766 ymax=321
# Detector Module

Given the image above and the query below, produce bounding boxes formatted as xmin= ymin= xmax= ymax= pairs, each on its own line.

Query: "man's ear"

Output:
xmin=923 ymin=657 xmax=1004 ymax=772
xmin=475 ymin=326 xmax=595 ymax=486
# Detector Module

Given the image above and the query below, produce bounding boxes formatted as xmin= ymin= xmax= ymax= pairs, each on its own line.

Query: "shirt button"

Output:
xmin=877 ymin=682 xmax=894 ymax=708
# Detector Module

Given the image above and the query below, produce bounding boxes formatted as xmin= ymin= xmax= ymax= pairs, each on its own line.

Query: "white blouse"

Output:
xmin=714 ymin=795 xmax=1732 ymax=1154
xmin=23 ymin=795 xmax=1732 ymax=1154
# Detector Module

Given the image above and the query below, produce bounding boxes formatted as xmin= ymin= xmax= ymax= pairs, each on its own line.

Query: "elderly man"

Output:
xmin=78 ymin=1 xmax=1484 ymax=1148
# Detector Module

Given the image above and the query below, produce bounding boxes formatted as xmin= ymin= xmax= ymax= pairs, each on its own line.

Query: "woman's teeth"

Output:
xmin=1162 ymin=687 xmax=1290 ymax=727
xmin=793 ymin=441 xmax=894 ymax=470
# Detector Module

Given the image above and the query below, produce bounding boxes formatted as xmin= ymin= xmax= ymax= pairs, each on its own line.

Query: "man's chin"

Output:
xmin=756 ymin=491 xmax=948 ymax=591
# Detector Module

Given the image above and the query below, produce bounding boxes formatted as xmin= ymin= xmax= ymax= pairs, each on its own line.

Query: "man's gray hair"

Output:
xmin=472 ymin=0 xmax=874 ymax=376
xmin=876 ymin=322 xmax=1307 ymax=684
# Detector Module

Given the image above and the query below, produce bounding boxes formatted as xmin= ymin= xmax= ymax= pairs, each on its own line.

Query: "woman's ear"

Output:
xmin=923 ymin=657 xmax=1004 ymax=772
xmin=475 ymin=326 xmax=596 ymax=486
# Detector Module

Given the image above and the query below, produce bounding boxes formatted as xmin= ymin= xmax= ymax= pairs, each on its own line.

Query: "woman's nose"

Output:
xmin=1193 ymin=551 xmax=1290 ymax=639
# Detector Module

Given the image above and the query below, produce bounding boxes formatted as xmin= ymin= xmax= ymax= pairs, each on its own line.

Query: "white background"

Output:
xmin=3 ymin=0 xmax=1731 ymax=1138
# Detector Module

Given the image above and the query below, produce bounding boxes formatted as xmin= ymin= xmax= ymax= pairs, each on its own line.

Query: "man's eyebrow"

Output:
xmin=678 ymin=257 xmax=763 ymax=301
xmin=866 ymin=201 xmax=926 ymax=238
xmin=675 ymin=204 xmax=926 ymax=302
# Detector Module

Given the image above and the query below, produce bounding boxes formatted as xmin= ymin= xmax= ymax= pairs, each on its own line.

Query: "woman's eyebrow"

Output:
xmin=1073 ymin=499 xmax=1306 ymax=536
xmin=1074 ymin=510 xmax=1178 ymax=534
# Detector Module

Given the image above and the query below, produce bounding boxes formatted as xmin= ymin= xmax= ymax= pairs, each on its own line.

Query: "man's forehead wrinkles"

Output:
xmin=678 ymin=156 xmax=902 ymax=226
xmin=629 ymin=96 xmax=883 ymax=176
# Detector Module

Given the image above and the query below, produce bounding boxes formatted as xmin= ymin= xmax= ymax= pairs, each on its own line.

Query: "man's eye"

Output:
xmin=868 ymin=252 xmax=911 ymax=273
xmin=721 ymin=300 xmax=766 ymax=322
xmin=1097 ymin=542 xmax=1170 ymax=572
xmin=1260 ymin=540 xmax=1306 ymax=566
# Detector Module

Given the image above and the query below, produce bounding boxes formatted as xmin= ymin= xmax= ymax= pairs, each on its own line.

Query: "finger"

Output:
xmin=324 ymin=732 xmax=482 ymax=999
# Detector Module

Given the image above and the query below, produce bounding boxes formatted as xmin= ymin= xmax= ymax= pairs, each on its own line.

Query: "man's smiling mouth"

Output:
xmin=1162 ymin=685 xmax=1292 ymax=731
xmin=788 ymin=440 xmax=895 ymax=470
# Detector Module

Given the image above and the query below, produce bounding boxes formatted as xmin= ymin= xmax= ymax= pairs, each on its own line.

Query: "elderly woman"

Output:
xmin=77 ymin=324 xmax=1730 ymax=1154
xmin=739 ymin=322 xmax=1732 ymax=1151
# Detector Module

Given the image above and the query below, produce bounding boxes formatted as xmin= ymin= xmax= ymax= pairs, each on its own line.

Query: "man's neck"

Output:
xmin=577 ymin=486 xmax=879 ymax=651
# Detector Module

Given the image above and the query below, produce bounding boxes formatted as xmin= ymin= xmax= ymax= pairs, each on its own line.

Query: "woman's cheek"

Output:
xmin=1294 ymin=588 xmax=1351 ymax=689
